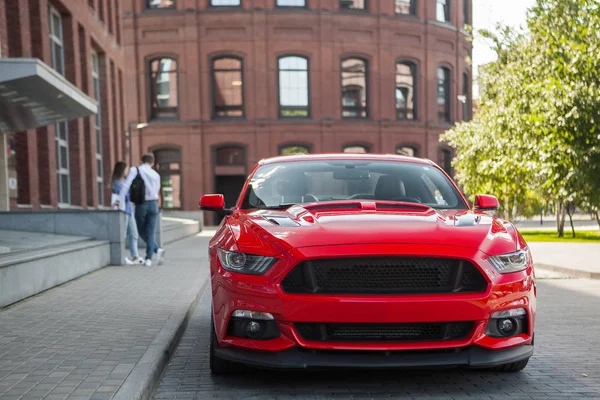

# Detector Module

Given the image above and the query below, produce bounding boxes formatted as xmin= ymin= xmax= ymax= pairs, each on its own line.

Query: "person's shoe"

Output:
xmin=156 ymin=248 xmax=166 ymax=265
xmin=144 ymin=259 xmax=152 ymax=267
xmin=124 ymin=257 xmax=134 ymax=265
xmin=132 ymin=257 xmax=145 ymax=265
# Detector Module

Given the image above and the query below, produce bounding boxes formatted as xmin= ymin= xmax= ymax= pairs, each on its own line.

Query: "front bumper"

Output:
xmin=214 ymin=344 xmax=534 ymax=370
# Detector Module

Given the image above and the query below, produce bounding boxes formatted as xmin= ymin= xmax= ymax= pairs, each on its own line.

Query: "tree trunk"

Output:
xmin=595 ymin=210 xmax=600 ymax=231
xmin=566 ymin=202 xmax=576 ymax=238
xmin=556 ymin=200 xmax=566 ymax=238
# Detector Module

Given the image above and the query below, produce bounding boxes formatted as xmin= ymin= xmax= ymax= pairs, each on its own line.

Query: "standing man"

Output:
xmin=120 ymin=153 xmax=165 ymax=266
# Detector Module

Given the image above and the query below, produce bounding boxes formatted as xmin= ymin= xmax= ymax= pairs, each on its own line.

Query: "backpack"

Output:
xmin=129 ymin=168 xmax=146 ymax=205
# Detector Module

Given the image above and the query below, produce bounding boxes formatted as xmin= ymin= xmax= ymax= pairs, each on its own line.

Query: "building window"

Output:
xmin=212 ymin=57 xmax=244 ymax=119
xmin=91 ymin=51 xmax=104 ymax=205
xmin=146 ymin=0 xmax=176 ymax=8
xmin=154 ymin=148 xmax=182 ymax=209
xmin=436 ymin=0 xmax=450 ymax=23
xmin=279 ymin=144 xmax=311 ymax=154
xmin=395 ymin=0 xmax=415 ymax=15
xmin=396 ymin=62 xmax=416 ymax=120
xmin=462 ymin=72 xmax=470 ymax=121
xmin=277 ymin=0 xmax=306 ymax=6
xmin=437 ymin=66 xmax=451 ymax=123
xmin=49 ymin=7 xmax=65 ymax=75
xmin=211 ymin=0 xmax=241 ymax=6
xmin=341 ymin=58 xmax=368 ymax=119
xmin=216 ymin=147 xmax=245 ymax=166
xmin=463 ymin=0 xmax=469 ymax=26
xmin=278 ymin=56 xmax=309 ymax=118
xmin=396 ymin=145 xmax=419 ymax=157
xmin=149 ymin=57 xmax=178 ymax=120
xmin=343 ymin=145 xmax=369 ymax=153
xmin=340 ymin=0 xmax=366 ymax=10
xmin=441 ymin=148 xmax=452 ymax=175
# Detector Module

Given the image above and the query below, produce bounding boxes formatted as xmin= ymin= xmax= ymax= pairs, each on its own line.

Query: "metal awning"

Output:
xmin=0 ymin=58 xmax=98 ymax=133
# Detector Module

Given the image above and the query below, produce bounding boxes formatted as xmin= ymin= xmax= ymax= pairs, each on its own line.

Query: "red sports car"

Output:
xmin=201 ymin=154 xmax=536 ymax=374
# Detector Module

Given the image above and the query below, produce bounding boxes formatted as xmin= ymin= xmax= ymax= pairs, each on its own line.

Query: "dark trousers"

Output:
xmin=135 ymin=200 xmax=159 ymax=260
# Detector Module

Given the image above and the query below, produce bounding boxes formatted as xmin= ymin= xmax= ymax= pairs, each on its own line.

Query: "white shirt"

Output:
xmin=120 ymin=163 xmax=161 ymax=201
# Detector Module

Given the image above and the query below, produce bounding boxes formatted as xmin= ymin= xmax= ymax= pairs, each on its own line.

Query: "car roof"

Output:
xmin=258 ymin=153 xmax=436 ymax=166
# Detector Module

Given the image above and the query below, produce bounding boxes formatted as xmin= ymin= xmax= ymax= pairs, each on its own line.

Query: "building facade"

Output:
xmin=123 ymin=0 xmax=472 ymax=220
xmin=0 ymin=0 xmax=127 ymax=210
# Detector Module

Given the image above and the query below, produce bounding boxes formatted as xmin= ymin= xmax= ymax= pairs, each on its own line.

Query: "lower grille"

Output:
xmin=294 ymin=322 xmax=474 ymax=342
xmin=280 ymin=257 xmax=487 ymax=295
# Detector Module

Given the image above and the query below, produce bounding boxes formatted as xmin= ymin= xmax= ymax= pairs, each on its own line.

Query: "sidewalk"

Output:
xmin=0 ymin=234 xmax=210 ymax=400
xmin=530 ymin=242 xmax=600 ymax=279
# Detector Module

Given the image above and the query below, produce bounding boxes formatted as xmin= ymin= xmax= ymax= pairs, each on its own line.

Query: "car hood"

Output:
xmin=226 ymin=202 xmax=524 ymax=257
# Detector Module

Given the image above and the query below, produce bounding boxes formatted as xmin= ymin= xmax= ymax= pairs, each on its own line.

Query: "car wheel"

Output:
xmin=209 ymin=314 xmax=245 ymax=374
xmin=490 ymin=358 xmax=530 ymax=372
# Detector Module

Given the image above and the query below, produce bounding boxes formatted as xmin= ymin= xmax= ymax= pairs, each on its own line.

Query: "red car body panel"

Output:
xmin=206 ymin=154 xmax=536 ymax=369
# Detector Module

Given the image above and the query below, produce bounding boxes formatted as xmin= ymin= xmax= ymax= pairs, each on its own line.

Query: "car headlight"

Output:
xmin=217 ymin=248 xmax=277 ymax=275
xmin=488 ymin=248 xmax=531 ymax=274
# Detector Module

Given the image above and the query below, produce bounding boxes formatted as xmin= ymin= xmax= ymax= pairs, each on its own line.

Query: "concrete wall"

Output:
xmin=0 ymin=210 xmax=127 ymax=264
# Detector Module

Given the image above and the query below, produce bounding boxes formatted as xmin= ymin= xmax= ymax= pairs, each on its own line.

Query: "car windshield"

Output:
xmin=241 ymin=160 xmax=467 ymax=210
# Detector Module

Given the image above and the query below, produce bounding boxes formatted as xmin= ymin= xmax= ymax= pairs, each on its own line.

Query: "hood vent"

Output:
xmin=262 ymin=216 xmax=300 ymax=227
xmin=454 ymin=214 xmax=481 ymax=227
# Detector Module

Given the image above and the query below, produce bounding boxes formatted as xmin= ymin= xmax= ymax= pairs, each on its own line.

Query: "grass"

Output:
xmin=519 ymin=229 xmax=600 ymax=243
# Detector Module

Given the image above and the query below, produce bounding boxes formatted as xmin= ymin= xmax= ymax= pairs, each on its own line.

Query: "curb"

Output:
xmin=112 ymin=277 xmax=210 ymax=400
xmin=535 ymin=263 xmax=600 ymax=280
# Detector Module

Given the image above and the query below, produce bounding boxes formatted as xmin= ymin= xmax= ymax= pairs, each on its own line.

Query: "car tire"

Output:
xmin=209 ymin=314 xmax=245 ymax=375
xmin=490 ymin=358 xmax=530 ymax=372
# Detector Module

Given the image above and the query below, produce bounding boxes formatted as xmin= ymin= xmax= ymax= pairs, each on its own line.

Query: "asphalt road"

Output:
xmin=153 ymin=278 xmax=600 ymax=400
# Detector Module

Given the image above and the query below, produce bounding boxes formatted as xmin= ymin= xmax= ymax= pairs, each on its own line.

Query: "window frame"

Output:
xmin=153 ymin=147 xmax=183 ymax=210
xmin=148 ymin=56 xmax=180 ymax=120
xmin=278 ymin=143 xmax=312 ymax=155
xmin=214 ymin=145 xmax=247 ymax=167
xmin=91 ymin=51 xmax=104 ymax=205
xmin=396 ymin=144 xmax=420 ymax=157
xmin=395 ymin=60 xmax=418 ymax=121
xmin=342 ymin=143 xmax=371 ymax=153
xmin=49 ymin=6 xmax=65 ymax=76
xmin=210 ymin=55 xmax=245 ymax=120
xmin=395 ymin=0 xmax=416 ymax=16
xmin=145 ymin=0 xmax=176 ymax=9
xmin=463 ymin=0 xmax=470 ymax=26
xmin=440 ymin=147 xmax=453 ymax=176
xmin=437 ymin=65 xmax=452 ymax=124
xmin=436 ymin=0 xmax=451 ymax=23
xmin=276 ymin=0 xmax=307 ymax=7
xmin=277 ymin=55 xmax=311 ymax=119
xmin=339 ymin=0 xmax=367 ymax=12
xmin=341 ymin=57 xmax=369 ymax=119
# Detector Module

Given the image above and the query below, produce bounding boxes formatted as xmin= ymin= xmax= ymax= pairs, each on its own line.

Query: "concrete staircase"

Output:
xmin=0 ymin=231 xmax=110 ymax=308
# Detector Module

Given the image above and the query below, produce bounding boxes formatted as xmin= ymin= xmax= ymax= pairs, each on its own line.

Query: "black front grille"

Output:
xmin=280 ymin=257 xmax=487 ymax=295
xmin=294 ymin=322 xmax=474 ymax=342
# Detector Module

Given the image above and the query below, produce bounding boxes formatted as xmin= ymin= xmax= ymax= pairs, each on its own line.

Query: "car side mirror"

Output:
xmin=200 ymin=194 xmax=232 ymax=214
xmin=473 ymin=194 xmax=500 ymax=211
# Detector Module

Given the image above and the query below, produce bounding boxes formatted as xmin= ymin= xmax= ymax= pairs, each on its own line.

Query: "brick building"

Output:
xmin=0 ymin=0 xmax=127 ymax=211
xmin=123 ymin=0 xmax=472 ymax=221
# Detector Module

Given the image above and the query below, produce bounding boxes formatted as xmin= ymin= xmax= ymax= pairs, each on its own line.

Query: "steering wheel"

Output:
xmin=391 ymin=196 xmax=422 ymax=204
xmin=302 ymin=194 xmax=319 ymax=203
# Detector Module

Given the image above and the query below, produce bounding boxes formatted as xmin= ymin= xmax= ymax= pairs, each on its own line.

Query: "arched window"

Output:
xmin=149 ymin=57 xmax=178 ymax=120
xmin=279 ymin=144 xmax=311 ymax=155
xmin=278 ymin=56 xmax=309 ymax=118
xmin=437 ymin=66 xmax=451 ymax=123
xmin=343 ymin=144 xmax=369 ymax=153
xmin=396 ymin=62 xmax=417 ymax=120
xmin=340 ymin=0 xmax=366 ymax=10
xmin=436 ymin=0 xmax=450 ymax=23
xmin=341 ymin=58 xmax=368 ymax=119
xmin=440 ymin=148 xmax=452 ymax=175
xmin=396 ymin=145 xmax=419 ymax=157
xmin=154 ymin=148 xmax=182 ymax=209
xmin=216 ymin=146 xmax=245 ymax=166
xmin=395 ymin=0 xmax=416 ymax=15
xmin=146 ymin=0 xmax=175 ymax=9
xmin=211 ymin=0 xmax=240 ymax=6
xmin=462 ymin=72 xmax=471 ymax=121
xmin=277 ymin=0 xmax=306 ymax=6
xmin=212 ymin=57 xmax=244 ymax=118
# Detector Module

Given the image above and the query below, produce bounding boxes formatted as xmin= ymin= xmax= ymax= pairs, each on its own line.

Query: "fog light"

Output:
xmin=498 ymin=318 xmax=516 ymax=335
xmin=246 ymin=321 xmax=261 ymax=335
xmin=227 ymin=313 xmax=280 ymax=341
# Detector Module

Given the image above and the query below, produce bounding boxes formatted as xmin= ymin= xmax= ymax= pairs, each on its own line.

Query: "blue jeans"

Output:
xmin=125 ymin=213 xmax=139 ymax=258
xmin=135 ymin=200 xmax=159 ymax=260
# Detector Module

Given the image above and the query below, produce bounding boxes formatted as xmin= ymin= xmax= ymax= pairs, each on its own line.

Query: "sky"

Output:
xmin=472 ymin=0 xmax=536 ymax=97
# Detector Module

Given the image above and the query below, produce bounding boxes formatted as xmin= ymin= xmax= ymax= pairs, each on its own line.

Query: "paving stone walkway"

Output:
xmin=0 ymin=234 xmax=210 ymax=400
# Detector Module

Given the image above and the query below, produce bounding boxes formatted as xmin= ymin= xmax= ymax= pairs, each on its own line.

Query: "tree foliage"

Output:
xmin=441 ymin=0 xmax=600 ymax=235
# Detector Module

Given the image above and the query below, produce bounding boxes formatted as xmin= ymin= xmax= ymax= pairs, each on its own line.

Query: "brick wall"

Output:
xmin=0 ymin=0 xmax=7 ymax=57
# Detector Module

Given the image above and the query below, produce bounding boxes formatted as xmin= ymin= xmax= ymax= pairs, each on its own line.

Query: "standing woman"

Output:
xmin=111 ymin=161 xmax=144 ymax=265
